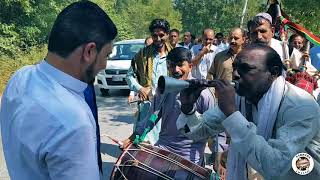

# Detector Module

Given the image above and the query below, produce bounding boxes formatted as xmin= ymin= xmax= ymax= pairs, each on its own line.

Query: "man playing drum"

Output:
xmin=122 ymin=47 xmax=215 ymax=166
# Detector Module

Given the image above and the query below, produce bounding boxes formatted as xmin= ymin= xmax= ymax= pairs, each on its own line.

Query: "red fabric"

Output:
xmin=295 ymin=79 xmax=314 ymax=94
xmin=286 ymin=72 xmax=318 ymax=94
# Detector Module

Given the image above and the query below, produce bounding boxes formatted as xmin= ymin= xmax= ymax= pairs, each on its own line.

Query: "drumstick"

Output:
xmin=103 ymin=134 xmax=124 ymax=146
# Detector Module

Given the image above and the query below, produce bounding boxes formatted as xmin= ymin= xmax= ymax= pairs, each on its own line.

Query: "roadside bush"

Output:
xmin=0 ymin=45 xmax=47 ymax=93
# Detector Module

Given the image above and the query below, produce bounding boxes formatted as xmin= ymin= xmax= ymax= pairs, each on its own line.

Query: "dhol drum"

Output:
xmin=110 ymin=142 xmax=213 ymax=180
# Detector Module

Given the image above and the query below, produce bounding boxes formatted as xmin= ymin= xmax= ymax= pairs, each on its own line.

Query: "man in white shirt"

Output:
xmin=247 ymin=13 xmax=319 ymax=78
xmin=179 ymin=31 xmax=194 ymax=49
xmin=169 ymin=29 xmax=181 ymax=48
xmin=191 ymin=28 xmax=221 ymax=79
xmin=247 ymin=13 xmax=285 ymax=59
xmin=0 ymin=1 xmax=117 ymax=180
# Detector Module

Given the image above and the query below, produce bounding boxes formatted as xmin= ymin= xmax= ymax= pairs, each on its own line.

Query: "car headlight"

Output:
xmin=98 ymin=70 xmax=105 ymax=75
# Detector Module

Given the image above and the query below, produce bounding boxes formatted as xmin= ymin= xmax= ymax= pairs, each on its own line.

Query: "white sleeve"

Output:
xmin=176 ymin=106 xmax=226 ymax=141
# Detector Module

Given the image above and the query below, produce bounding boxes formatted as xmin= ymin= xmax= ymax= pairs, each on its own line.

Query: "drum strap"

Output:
xmin=132 ymin=94 xmax=167 ymax=144
xmin=134 ymin=108 xmax=163 ymax=144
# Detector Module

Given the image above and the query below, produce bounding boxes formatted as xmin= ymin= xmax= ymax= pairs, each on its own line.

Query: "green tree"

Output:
xmin=174 ymin=0 xmax=265 ymax=36
xmin=117 ymin=0 xmax=182 ymax=38
xmin=93 ymin=0 xmax=135 ymax=40
xmin=0 ymin=0 xmax=74 ymax=56
xmin=281 ymin=0 xmax=319 ymax=36
xmin=174 ymin=0 xmax=319 ymax=38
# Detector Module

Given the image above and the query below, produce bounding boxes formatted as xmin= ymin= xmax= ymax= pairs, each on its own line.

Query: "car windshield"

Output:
xmin=108 ymin=43 xmax=144 ymax=60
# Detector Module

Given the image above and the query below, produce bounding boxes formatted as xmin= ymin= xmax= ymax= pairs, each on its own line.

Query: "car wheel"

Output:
xmin=121 ymin=89 xmax=131 ymax=95
xmin=100 ymin=88 xmax=109 ymax=96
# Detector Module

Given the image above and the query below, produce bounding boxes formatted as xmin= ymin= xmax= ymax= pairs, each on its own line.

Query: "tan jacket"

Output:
xmin=207 ymin=49 xmax=235 ymax=81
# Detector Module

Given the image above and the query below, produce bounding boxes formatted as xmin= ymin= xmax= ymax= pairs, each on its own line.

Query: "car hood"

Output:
xmin=106 ymin=60 xmax=131 ymax=70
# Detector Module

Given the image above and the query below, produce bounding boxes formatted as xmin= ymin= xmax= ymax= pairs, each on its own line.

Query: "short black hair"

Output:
xmin=149 ymin=19 xmax=170 ymax=33
xmin=48 ymin=1 xmax=117 ymax=58
xmin=170 ymin=29 xmax=180 ymax=35
xmin=241 ymin=44 xmax=284 ymax=76
xmin=215 ymin=32 xmax=224 ymax=38
xmin=191 ymin=34 xmax=196 ymax=41
xmin=289 ymin=33 xmax=305 ymax=44
xmin=167 ymin=47 xmax=192 ymax=63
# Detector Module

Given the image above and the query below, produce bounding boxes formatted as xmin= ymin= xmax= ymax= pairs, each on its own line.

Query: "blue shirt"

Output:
xmin=151 ymin=54 xmax=167 ymax=94
xmin=0 ymin=60 xmax=99 ymax=180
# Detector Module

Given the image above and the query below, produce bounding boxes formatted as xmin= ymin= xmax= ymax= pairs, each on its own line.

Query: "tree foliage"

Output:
xmin=174 ymin=0 xmax=265 ymax=36
xmin=0 ymin=0 xmax=181 ymax=57
xmin=92 ymin=0 xmax=135 ymax=40
xmin=282 ymin=0 xmax=319 ymax=36
xmin=174 ymin=0 xmax=319 ymax=37
xmin=0 ymin=0 xmax=74 ymax=56
xmin=0 ymin=0 xmax=318 ymax=58
xmin=115 ymin=0 xmax=182 ymax=38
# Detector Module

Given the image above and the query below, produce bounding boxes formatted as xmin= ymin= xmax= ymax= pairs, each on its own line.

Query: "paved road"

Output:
xmin=96 ymin=88 xmax=135 ymax=179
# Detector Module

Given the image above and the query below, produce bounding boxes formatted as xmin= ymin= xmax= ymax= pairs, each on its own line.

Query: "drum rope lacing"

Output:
xmin=115 ymin=144 xmax=209 ymax=179
xmin=118 ymin=148 xmax=174 ymax=180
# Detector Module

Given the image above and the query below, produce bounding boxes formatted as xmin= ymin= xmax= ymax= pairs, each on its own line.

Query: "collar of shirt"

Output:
xmin=154 ymin=53 xmax=167 ymax=64
xmin=184 ymin=42 xmax=191 ymax=46
xmin=187 ymin=72 xmax=193 ymax=79
xmin=37 ymin=60 xmax=88 ymax=93
xmin=227 ymin=48 xmax=238 ymax=57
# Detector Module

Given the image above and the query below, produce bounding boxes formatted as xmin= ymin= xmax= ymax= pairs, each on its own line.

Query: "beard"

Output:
xmin=83 ymin=57 xmax=97 ymax=84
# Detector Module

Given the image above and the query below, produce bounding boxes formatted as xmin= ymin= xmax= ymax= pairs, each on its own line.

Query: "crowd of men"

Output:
xmin=123 ymin=12 xmax=320 ymax=180
xmin=0 ymin=1 xmax=320 ymax=180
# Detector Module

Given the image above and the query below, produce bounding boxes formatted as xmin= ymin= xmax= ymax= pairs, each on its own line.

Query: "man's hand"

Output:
xmin=120 ymin=138 xmax=132 ymax=150
xmin=180 ymin=79 xmax=206 ymax=114
xmin=214 ymin=80 xmax=236 ymax=116
xmin=201 ymin=44 xmax=211 ymax=54
xmin=302 ymin=53 xmax=310 ymax=61
xmin=138 ymin=87 xmax=151 ymax=101
xmin=192 ymin=44 xmax=212 ymax=66
xmin=218 ymin=163 xmax=227 ymax=180
xmin=127 ymin=95 xmax=135 ymax=103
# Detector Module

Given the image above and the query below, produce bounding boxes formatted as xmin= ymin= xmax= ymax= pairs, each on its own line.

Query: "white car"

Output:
xmin=96 ymin=39 xmax=145 ymax=96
